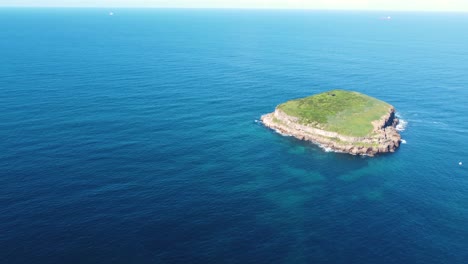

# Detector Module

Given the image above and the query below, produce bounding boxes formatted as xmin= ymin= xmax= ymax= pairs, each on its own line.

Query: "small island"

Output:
xmin=261 ymin=90 xmax=401 ymax=156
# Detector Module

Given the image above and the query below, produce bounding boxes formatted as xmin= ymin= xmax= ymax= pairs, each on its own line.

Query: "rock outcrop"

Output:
xmin=261 ymin=108 xmax=401 ymax=156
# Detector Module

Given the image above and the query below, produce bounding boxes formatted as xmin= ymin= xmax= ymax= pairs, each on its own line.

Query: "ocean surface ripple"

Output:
xmin=1 ymin=9 xmax=468 ymax=264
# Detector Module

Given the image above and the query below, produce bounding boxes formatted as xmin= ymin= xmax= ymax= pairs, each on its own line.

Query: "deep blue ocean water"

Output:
xmin=1 ymin=8 xmax=468 ymax=264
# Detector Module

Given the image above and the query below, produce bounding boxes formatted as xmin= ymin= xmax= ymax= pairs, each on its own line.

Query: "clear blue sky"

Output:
xmin=1 ymin=0 xmax=468 ymax=12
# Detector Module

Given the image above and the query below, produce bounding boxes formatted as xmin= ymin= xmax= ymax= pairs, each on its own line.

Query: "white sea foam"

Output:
xmin=396 ymin=117 xmax=407 ymax=132
xmin=316 ymin=142 xmax=346 ymax=154
xmin=401 ymin=139 xmax=407 ymax=144
xmin=323 ymin=147 xmax=334 ymax=152
xmin=274 ymin=129 xmax=292 ymax=137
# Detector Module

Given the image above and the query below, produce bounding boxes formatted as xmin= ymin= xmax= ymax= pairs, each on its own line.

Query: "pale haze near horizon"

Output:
xmin=1 ymin=0 xmax=468 ymax=12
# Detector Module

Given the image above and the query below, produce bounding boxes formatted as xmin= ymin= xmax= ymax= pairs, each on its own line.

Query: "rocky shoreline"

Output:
xmin=261 ymin=108 xmax=401 ymax=156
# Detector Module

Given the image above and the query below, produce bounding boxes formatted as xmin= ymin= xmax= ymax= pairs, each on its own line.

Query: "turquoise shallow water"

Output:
xmin=1 ymin=8 xmax=468 ymax=264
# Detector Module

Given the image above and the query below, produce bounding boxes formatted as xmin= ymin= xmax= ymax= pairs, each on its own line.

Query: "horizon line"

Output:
xmin=0 ymin=6 xmax=468 ymax=13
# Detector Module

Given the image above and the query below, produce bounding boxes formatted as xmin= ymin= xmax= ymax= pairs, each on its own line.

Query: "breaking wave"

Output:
xmin=274 ymin=129 xmax=292 ymax=137
xmin=396 ymin=113 xmax=408 ymax=132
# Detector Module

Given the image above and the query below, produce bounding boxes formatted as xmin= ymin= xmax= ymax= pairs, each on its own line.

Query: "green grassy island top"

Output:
xmin=277 ymin=90 xmax=392 ymax=137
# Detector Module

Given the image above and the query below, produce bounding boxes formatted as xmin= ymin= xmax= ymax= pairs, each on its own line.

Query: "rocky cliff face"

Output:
xmin=261 ymin=108 xmax=401 ymax=156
